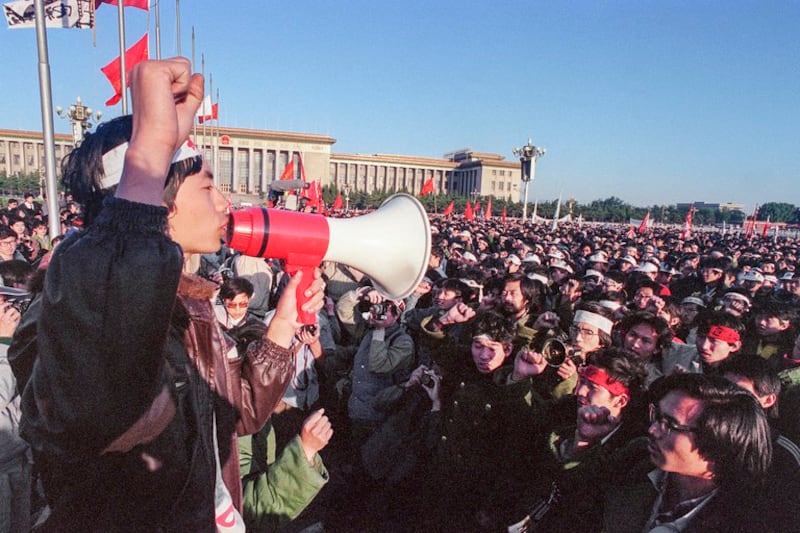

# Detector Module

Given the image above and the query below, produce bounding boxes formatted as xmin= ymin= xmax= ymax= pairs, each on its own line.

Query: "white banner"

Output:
xmin=4 ymin=0 xmax=93 ymax=29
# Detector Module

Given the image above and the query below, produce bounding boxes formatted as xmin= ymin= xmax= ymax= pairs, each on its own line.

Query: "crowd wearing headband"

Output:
xmin=100 ymin=139 xmax=202 ymax=189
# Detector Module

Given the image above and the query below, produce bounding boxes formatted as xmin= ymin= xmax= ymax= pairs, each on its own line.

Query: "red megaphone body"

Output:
xmin=226 ymin=193 xmax=431 ymax=325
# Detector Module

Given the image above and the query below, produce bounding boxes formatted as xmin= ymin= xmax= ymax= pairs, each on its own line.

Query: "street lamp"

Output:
xmin=512 ymin=138 xmax=546 ymax=222
xmin=56 ymin=96 xmax=102 ymax=146
xmin=344 ymin=183 xmax=351 ymax=212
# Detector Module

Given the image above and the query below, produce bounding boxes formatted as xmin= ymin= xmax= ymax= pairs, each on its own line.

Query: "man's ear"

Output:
xmin=760 ymin=393 xmax=777 ymax=410
xmin=613 ymin=393 xmax=630 ymax=411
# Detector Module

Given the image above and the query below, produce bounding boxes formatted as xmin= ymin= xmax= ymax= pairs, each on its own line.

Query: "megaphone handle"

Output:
xmin=286 ymin=264 xmax=318 ymax=325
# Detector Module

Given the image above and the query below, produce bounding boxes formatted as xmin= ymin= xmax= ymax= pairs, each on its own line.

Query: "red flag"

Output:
xmin=501 ymin=206 xmax=507 ymax=224
xmin=761 ymin=216 xmax=771 ymax=238
xmin=464 ymin=201 xmax=474 ymax=221
xmin=302 ymin=180 xmax=321 ymax=211
xmin=638 ymin=211 xmax=650 ymax=234
xmin=419 ymin=178 xmax=434 ymax=196
xmin=198 ymin=103 xmax=218 ymax=124
xmin=332 ymin=193 xmax=343 ymax=211
xmin=745 ymin=205 xmax=759 ymax=238
xmin=96 ymin=0 xmax=149 ymax=10
xmin=101 ymin=33 xmax=149 ymax=106
xmin=279 ymin=160 xmax=294 ymax=181
xmin=484 ymin=198 xmax=492 ymax=220
xmin=442 ymin=201 xmax=454 ymax=216
xmin=474 ymin=201 xmax=481 ymax=213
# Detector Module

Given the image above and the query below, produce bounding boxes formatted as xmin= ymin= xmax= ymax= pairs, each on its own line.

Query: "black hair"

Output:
xmin=719 ymin=356 xmax=782 ymax=419
xmin=219 ymin=277 xmax=255 ymax=301
xmin=503 ymin=271 xmax=543 ymax=314
xmin=616 ymin=311 xmax=673 ymax=355
xmin=650 ymin=373 xmax=772 ymax=487
xmin=470 ymin=310 xmax=515 ymax=354
xmin=586 ymin=347 xmax=648 ymax=402
xmin=61 ymin=114 xmax=204 ymax=224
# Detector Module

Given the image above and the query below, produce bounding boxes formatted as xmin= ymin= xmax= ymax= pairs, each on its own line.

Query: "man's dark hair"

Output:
xmin=751 ymin=301 xmax=795 ymax=323
xmin=503 ymin=271 xmax=542 ymax=314
xmin=219 ymin=277 xmax=255 ymax=301
xmin=471 ymin=310 xmax=515 ymax=353
xmin=0 ymin=225 xmax=17 ymax=241
xmin=616 ymin=312 xmax=673 ymax=354
xmin=586 ymin=347 xmax=648 ymax=402
xmin=696 ymin=311 xmax=744 ymax=338
xmin=61 ymin=115 xmax=133 ymax=226
xmin=650 ymin=373 xmax=772 ymax=488
xmin=439 ymin=278 xmax=471 ymax=302
xmin=61 ymin=114 xmax=203 ymax=224
xmin=719 ymin=356 xmax=782 ymax=419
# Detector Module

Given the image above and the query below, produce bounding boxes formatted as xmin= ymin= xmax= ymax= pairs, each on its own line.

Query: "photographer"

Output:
xmin=341 ymin=286 xmax=414 ymax=448
xmin=417 ymin=311 xmax=534 ymax=531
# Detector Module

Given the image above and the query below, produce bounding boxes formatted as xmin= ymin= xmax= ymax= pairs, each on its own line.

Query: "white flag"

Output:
xmin=195 ymin=94 xmax=213 ymax=119
xmin=4 ymin=0 xmax=93 ymax=29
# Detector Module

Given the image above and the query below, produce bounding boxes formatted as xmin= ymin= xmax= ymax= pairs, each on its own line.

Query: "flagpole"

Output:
xmin=175 ymin=0 xmax=181 ymax=56
xmin=117 ymin=1 xmax=129 ymax=114
xmin=206 ymin=73 xmax=212 ymax=163
xmin=33 ymin=0 xmax=60 ymax=238
xmin=154 ymin=0 xmax=161 ymax=59
xmin=214 ymin=88 xmax=220 ymax=185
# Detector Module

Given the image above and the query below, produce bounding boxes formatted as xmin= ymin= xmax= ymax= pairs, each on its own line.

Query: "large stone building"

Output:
xmin=0 ymin=125 xmax=522 ymax=203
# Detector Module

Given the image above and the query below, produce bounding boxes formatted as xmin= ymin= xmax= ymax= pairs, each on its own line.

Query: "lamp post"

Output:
xmin=344 ymin=183 xmax=351 ymax=212
xmin=56 ymin=96 xmax=102 ymax=146
xmin=512 ymin=139 xmax=546 ymax=222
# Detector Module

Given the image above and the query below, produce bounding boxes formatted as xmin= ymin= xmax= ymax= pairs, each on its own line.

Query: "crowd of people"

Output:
xmin=2 ymin=57 xmax=799 ymax=532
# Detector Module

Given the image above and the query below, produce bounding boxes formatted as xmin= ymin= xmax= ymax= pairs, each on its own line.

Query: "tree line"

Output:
xmin=320 ymin=185 xmax=800 ymax=225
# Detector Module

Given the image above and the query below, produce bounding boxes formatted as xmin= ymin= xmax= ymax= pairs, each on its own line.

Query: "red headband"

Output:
xmin=579 ymin=365 xmax=629 ymax=397
xmin=707 ymin=325 xmax=740 ymax=344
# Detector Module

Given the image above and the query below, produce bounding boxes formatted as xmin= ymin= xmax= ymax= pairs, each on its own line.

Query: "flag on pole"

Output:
xmin=464 ymin=201 xmax=474 ymax=221
xmin=745 ymin=204 xmax=759 ymax=238
xmin=196 ymin=95 xmax=218 ymax=123
xmin=501 ymin=206 xmax=507 ymax=224
xmin=442 ymin=201 xmax=454 ymax=216
xmin=484 ymin=198 xmax=492 ymax=220
xmin=4 ymin=0 xmax=94 ymax=28
xmin=638 ymin=211 xmax=650 ymax=234
xmin=474 ymin=201 xmax=481 ymax=213
xmin=279 ymin=160 xmax=294 ymax=181
xmin=332 ymin=192 xmax=343 ymax=211
xmin=761 ymin=216 xmax=770 ymax=238
xmin=95 ymin=0 xmax=148 ymax=10
xmin=419 ymin=178 xmax=434 ymax=197
xmin=101 ymin=33 xmax=149 ymax=106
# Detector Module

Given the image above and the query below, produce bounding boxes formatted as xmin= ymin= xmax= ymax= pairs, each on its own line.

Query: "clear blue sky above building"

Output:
xmin=1 ymin=0 xmax=797 ymax=210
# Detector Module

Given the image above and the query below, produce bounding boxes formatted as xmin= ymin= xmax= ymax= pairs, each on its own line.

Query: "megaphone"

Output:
xmin=226 ymin=193 xmax=431 ymax=324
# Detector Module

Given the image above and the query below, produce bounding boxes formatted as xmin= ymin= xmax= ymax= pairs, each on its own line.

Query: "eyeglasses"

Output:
xmin=224 ymin=301 xmax=249 ymax=310
xmin=649 ymin=403 xmax=696 ymax=435
xmin=569 ymin=325 xmax=598 ymax=338
xmin=0 ymin=240 xmax=17 ymax=248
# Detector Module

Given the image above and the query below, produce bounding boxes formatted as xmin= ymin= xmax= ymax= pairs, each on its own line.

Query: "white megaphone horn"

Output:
xmin=226 ymin=193 xmax=431 ymax=324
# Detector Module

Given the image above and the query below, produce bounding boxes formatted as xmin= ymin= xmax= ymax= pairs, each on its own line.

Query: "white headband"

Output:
xmin=99 ymin=139 xmax=202 ymax=189
xmin=597 ymin=300 xmax=622 ymax=312
xmin=573 ymin=310 xmax=614 ymax=335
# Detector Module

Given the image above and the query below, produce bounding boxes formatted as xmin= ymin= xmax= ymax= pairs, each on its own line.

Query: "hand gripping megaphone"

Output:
xmin=226 ymin=193 xmax=431 ymax=324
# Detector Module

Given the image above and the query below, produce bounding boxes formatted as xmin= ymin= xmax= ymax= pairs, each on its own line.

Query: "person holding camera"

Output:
xmin=416 ymin=311 xmax=534 ymax=531
xmin=346 ymin=286 xmax=414 ymax=447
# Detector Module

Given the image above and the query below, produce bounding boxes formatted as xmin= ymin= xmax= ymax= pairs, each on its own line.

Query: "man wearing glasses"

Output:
xmin=0 ymin=226 xmax=24 ymax=263
xmin=604 ymin=373 xmax=773 ymax=531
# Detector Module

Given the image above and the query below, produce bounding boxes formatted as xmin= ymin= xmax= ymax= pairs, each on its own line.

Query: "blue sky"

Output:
xmin=1 ymin=0 xmax=798 ymax=210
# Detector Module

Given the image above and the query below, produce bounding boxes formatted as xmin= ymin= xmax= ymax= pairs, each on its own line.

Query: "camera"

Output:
xmin=421 ymin=369 xmax=437 ymax=387
xmin=357 ymin=298 xmax=394 ymax=321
